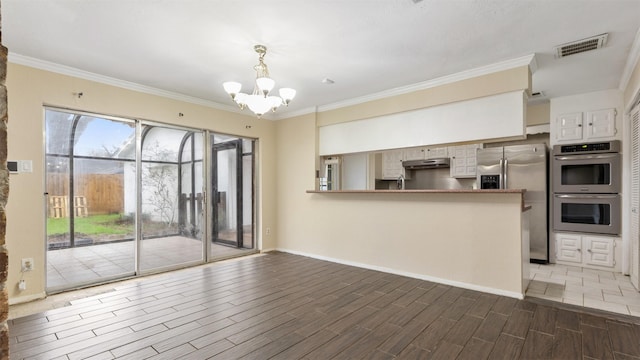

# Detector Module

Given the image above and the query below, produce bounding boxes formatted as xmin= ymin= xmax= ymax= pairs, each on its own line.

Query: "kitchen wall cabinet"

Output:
xmin=449 ymin=144 xmax=482 ymax=178
xmin=402 ymin=146 xmax=449 ymax=161
xmin=554 ymin=108 xmax=616 ymax=144
xmin=425 ymin=147 xmax=449 ymax=159
xmin=382 ymin=150 xmax=406 ymax=180
xmin=403 ymin=147 xmax=427 ymax=161
xmin=555 ymin=233 xmax=615 ymax=268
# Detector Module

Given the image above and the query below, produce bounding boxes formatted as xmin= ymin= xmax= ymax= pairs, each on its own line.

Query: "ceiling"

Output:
xmin=3 ymin=0 xmax=640 ymax=119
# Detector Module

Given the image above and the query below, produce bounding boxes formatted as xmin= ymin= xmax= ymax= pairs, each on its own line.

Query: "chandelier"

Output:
xmin=223 ymin=45 xmax=296 ymax=118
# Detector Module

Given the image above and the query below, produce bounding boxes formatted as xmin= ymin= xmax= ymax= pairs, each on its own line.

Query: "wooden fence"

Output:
xmin=47 ymin=173 xmax=125 ymax=217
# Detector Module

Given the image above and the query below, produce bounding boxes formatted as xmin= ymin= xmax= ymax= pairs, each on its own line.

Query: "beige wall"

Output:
xmin=275 ymin=114 xmax=527 ymax=297
xmin=6 ymin=63 xmax=278 ymax=302
xmin=317 ymin=66 xmax=531 ymax=126
xmin=7 ymin=60 xmax=534 ymax=302
xmin=526 ymin=102 xmax=550 ymax=126
xmin=273 ymin=65 xmax=534 ymax=296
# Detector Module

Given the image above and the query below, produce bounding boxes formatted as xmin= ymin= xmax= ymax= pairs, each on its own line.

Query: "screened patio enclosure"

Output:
xmin=45 ymin=108 xmax=256 ymax=292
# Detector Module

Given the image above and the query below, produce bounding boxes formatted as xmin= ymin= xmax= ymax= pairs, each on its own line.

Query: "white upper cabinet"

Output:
xmin=402 ymin=146 xmax=449 ymax=161
xmin=449 ymin=144 xmax=482 ymax=178
xmin=382 ymin=150 xmax=405 ymax=180
xmin=403 ymin=147 xmax=426 ymax=161
xmin=555 ymin=112 xmax=584 ymax=142
xmin=554 ymin=108 xmax=617 ymax=144
xmin=425 ymin=147 xmax=449 ymax=159
xmin=585 ymin=108 xmax=617 ymax=140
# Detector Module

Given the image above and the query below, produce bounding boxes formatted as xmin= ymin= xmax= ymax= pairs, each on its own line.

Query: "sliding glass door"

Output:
xmin=45 ymin=108 xmax=256 ymax=291
xmin=45 ymin=109 xmax=136 ymax=291
xmin=139 ymin=125 xmax=204 ymax=272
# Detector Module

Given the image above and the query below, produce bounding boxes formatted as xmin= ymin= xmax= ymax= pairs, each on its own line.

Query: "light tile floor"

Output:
xmin=47 ymin=236 xmax=257 ymax=291
xmin=527 ymin=263 xmax=640 ymax=317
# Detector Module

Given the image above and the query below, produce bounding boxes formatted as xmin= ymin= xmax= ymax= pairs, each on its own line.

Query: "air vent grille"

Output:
xmin=555 ymin=33 xmax=608 ymax=58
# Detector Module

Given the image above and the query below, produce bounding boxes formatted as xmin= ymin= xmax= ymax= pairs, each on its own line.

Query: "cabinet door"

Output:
xmin=464 ymin=144 xmax=481 ymax=176
xmin=583 ymin=236 xmax=614 ymax=267
xmin=556 ymin=234 xmax=582 ymax=263
xmin=450 ymin=144 xmax=481 ymax=178
xmin=403 ymin=148 xmax=425 ymax=161
xmin=426 ymin=147 xmax=449 ymax=159
xmin=382 ymin=150 xmax=404 ymax=179
xmin=556 ymin=112 xmax=583 ymax=142
xmin=585 ymin=108 xmax=616 ymax=140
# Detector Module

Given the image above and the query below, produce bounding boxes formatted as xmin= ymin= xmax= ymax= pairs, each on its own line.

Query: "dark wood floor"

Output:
xmin=8 ymin=252 xmax=640 ymax=359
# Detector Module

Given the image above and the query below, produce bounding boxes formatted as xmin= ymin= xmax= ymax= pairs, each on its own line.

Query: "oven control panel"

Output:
xmin=553 ymin=140 xmax=620 ymax=155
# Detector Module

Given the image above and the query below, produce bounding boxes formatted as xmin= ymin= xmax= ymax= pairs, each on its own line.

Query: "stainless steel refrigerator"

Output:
xmin=476 ymin=144 xmax=548 ymax=263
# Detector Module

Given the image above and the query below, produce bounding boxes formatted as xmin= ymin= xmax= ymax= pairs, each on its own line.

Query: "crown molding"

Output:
xmin=619 ymin=27 xmax=640 ymax=93
xmin=269 ymin=106 xmax=318 ymax=120
xmin=316 ymin=54 xmax=536 ymax=113
xmin=8 ymin=52 xmax=242 ymax=114
xmin=9 ymin=52 xmax=537 ymax=121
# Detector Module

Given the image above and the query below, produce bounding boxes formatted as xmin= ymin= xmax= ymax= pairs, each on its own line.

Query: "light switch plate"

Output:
xmin=20 ymin=160 xmax=33 ymax=173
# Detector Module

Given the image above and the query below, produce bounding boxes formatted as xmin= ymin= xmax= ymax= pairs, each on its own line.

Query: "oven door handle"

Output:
xmin=554 ymin=194 xmax=618 ymax=199
xmin=554 ymin=154 xmax=619 ymax=161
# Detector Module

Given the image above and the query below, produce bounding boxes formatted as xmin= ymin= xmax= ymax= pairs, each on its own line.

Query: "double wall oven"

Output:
xmin=552 ymin=140 xmax=621 ymax=235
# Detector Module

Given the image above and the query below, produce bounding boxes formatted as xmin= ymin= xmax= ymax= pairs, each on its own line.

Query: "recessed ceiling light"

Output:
xmin=321 ymin=78 xmax=335 ymax=84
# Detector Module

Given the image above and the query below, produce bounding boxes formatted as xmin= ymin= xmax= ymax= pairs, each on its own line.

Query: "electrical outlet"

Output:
xmin=266 ymin=227 xmax=271 ymax=235
xmin=21 ymin=258 xmax=34 ymax=272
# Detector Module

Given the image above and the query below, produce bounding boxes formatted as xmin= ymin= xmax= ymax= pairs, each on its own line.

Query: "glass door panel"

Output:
xmin=139 ymin=126 xmax=204 ymax=272
xmin=212 ymin=140 xmax=241 ymax=247
xmin=45 ymin=109 xmax=136 ymax=291
xmin=211 ymin=136 xmax=255 ymax=260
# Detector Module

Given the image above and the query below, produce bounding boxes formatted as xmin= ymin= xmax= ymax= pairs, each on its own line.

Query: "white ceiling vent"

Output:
xmin=555 ymin=33 xmax=608 ymax=58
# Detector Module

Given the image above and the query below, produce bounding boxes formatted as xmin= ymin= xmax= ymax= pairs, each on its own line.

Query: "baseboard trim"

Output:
xmin=9 ymin=292 xmax=47 ymax=305
xmin=276 ymin=248 xmax=525 ymax=300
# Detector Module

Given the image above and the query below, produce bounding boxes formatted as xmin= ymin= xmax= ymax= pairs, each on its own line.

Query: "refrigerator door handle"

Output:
xmin=502 ymin=158 xmax=508 ymax=189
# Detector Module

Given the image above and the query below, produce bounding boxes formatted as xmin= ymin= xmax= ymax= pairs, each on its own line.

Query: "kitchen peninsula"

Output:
xmin=305 ymin=188 xmax=530 ymax=299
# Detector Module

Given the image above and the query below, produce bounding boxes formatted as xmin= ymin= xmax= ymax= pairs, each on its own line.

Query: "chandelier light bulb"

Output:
xmin=234 ymin=92 xmax=248 ymax=107
xmin=279 ymin=88 xmax=296 ymax=105
xmin=256 ymin=77 xmax=275 ymax=96
xmin=268 ymin=96 xmax=283 ymax=111
xmin=223 ymin=81 xmax=242 ymax=98
xmin=245 ymin=94 xmax=272 ymax=117
xmin=222 ymin=45 xmax=296 ymax=118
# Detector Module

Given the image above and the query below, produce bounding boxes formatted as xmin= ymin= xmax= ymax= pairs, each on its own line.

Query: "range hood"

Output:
xmin=402 ymin=157 xmax=450 ymax=170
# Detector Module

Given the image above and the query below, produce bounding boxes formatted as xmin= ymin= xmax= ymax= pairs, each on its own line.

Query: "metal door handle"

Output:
xmin=554 ymin=154 xmax=619 ymax=161
xmin=503 ymin=159 xmax=508 ymax=189
xmin=554 ymin=194 xmax=618 ymax=199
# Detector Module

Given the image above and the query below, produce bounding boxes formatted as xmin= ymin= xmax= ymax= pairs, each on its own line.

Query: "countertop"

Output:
xmin=306 ymin=189 xmax=526 ymax=194
xmin=306 ymin=189 xmax=531 ymax=211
